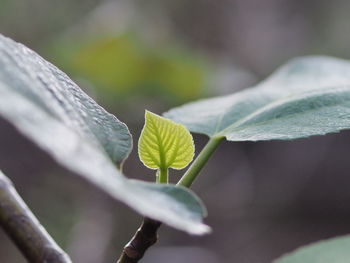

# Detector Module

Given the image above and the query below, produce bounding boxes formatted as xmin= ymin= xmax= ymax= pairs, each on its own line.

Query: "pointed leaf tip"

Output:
xmin=138 ymin=110 xmax=195 ymax=171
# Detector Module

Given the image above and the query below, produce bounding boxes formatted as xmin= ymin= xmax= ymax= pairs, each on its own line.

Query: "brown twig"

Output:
xmin=0 ymin=170 xmax=72 ymax=263
xmin=117 ymin=218 xmax=161 ymax=263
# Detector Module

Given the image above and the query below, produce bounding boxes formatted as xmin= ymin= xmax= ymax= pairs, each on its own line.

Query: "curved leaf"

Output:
xmin=274 ymin=235 xmax=350 ymax=263
xmin=128 ymin=180 xmax=207 ymax=218
xmin=138 ymin=111 xmax=194 ymax=170
xmin=164 ymin=56 xmax=350 ymax=141
xmin=0 ymin=34 xmax=209 ymax=235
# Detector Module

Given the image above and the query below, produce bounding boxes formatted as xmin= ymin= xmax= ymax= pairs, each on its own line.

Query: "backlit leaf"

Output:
xmin=138 ymin=111 xmax=195 ymax=170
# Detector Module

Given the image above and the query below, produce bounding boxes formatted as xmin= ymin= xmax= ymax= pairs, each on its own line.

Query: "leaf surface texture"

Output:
xmin=0 ymin=34 xmax=209 ymax=235
xmin=165 ymin=56 xmax=350 ymax=141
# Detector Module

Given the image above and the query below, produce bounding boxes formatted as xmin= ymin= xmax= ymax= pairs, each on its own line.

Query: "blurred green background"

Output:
xmin=2 ymin=0 xmax=350 ymax=262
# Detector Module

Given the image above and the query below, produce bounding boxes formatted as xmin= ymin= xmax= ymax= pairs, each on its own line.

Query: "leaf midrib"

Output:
xmin=149 ymin=115 xmax=167 ymax=169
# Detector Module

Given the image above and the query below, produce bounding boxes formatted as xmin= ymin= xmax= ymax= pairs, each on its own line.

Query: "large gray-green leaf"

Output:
xmin=0 ymin=34 xmax=209 ymax=235
xmin=165 ymin=56 xmax=350 ymax=141
xmin=274 ymin=235 xmax=350 ymax=263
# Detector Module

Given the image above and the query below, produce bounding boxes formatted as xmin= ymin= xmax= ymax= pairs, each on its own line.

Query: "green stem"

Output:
xmin=177 ymin=136 xmax=224 ymax=187
xmin=156 ymin=167 xmax=168 ymax=184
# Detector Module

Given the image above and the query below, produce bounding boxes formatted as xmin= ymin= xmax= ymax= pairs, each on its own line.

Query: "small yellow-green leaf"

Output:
xmin=138 ymin=111 xmax=195 ymax=170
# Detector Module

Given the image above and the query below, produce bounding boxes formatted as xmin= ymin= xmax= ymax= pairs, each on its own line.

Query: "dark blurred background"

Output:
xmin=1 ymin=0 xmax=350 ymax=262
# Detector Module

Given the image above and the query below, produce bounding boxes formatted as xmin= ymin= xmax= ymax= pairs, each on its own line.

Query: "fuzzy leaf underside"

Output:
xmin=138 ymin=111 xmax=194 ymax=170
xmin=165 ymin=56 xmax=350 ymax=141
xmin=0 ymin=34 xmax=209 ymax=235
xmin=274 ymin=235 xmax=350 ymax=263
